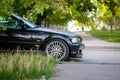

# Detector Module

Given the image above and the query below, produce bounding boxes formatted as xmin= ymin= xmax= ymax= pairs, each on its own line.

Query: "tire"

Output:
xmin=45 ymin=39 xmax=69 ymax=61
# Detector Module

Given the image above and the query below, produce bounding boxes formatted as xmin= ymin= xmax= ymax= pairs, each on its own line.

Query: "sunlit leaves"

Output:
xmin=97 ymin=3 xmax=112 ymax=21
xmin=0 ymin=26 xmax=7 ymax=31
xmin=97 ymin=0 xmax=120 ymax=18
xmin=0 ymin=0 xmax=14 ymax=16
xmin=96 ymin=0 xmax=120 ymax=32
xmin=68 ymin=0 xmax=96 ymax=25
xmin=115 ymin=7 xmax=120 ymax=17
xmin=0 ymin=0 xmax=97 ymax=26
xmin=31 ymin=0 xmax=49 ymax=15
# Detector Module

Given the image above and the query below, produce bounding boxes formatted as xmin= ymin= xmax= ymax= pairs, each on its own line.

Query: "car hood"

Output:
xmin=33 ymin=27 xmax=78 ymax=37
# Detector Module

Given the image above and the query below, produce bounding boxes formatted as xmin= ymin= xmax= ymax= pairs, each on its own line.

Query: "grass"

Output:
xmin=87 ymin=30 xmax=120 ymax=43
xmin=0 ymin=53 xmax=57 ymax=80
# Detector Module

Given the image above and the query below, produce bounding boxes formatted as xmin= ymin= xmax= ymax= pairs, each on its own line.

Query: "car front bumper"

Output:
xmin=69 ymin=43 xmax=85 ymax=58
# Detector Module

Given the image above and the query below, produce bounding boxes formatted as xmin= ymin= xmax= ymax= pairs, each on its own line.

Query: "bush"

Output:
xmin=0 ymin=53 xmax=57 ymax=80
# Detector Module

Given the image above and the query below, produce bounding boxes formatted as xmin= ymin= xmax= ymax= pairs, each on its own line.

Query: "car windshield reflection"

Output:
xmin=12 ymin=13 xmax=37 ymax=28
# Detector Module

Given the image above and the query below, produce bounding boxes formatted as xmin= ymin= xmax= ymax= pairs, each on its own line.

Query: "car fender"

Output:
xmin=41 ymin=35 xmax=71 ymax=50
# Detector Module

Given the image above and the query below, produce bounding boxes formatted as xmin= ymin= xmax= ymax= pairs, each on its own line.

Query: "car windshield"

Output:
xmin=23 ymin=18 xmax=37 ymax=28
xmin=12 ymin=14 xmax=37 ymax=28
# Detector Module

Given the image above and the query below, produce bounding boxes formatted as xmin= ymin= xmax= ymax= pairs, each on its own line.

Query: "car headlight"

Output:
xmin=71 ymin=38 xmax=78 ymax=43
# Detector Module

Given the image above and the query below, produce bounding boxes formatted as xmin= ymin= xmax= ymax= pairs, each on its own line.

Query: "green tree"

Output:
xmin=96 ymin=0 xmax=120 ymax=32
xmin=0 ymin=0 xmax=14 ymax=16
xmin=0 ymin=0 xmax=96 ymax=27
xmin=67 ymin=0 xmax=96 ymax=24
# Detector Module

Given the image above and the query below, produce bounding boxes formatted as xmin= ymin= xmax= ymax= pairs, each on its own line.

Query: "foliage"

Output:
xmin=87 ymin=30 xmax=120 ymax=42
xmin=0 ymin=0 xmax=14 ymax=16
xmin=0 ymin=0 xmax=96 ymax=26
xmin=2 ymin=0 xmax=120 ymax=30
xmin=95 ymin=0 xmax=120 ymax=32
xmin=0 ymin=26 xmax=7 ymax=31
xmin=68 ymin=0 xmax=96 ymax=24
xmin=0 ymin=53 xmax=57 ymax=80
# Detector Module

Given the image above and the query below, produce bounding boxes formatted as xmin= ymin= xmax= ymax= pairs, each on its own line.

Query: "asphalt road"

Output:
xmin=50 ymin=32 xmax=120 ymax=80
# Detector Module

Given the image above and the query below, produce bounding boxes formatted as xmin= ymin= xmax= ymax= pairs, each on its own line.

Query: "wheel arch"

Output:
xmin=43 ymin=36 xmax=71 ymax=54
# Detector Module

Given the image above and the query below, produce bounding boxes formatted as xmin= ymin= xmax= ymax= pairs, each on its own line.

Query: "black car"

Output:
xmin=0 ymin=14 xmax=85 ymax=60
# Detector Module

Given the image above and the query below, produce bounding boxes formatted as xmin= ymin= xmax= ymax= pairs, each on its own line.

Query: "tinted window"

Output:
xmin=0 ymin=17 xmax=17 ymax=28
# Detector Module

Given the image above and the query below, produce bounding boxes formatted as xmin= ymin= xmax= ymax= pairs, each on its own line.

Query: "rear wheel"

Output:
xmin=45 ymin=39 xmax=69 ymax=61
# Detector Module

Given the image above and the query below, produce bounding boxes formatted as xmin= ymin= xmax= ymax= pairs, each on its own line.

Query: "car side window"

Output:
xmin=0 ymin=17 xmax=17 ymax=28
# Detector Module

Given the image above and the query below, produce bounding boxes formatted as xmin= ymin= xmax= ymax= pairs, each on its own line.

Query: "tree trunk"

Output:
xmin=110 ymin=25 xmax=113 ymax=33
xmin=36 ymin=14 xmax=42 ymax=26
xmin=36 ymin=10 xmax=46 ymax=26
xmin=47 ymin=19 xmax=49 ymax=28
xmin=109 ymin=18 xmax=113 ymax=33
xmin=44 ymin=18 xmax=47 ymax=27
xmin=44 ymin=18 xmax=49 ymax=28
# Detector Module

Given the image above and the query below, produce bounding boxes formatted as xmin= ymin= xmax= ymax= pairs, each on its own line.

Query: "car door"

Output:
xmin=8 ymin=28 xmax=33 ymax=50
xmin=31 ymin=31 xmax=49 ymax=50
xmin=0 ymin=16 xmax=17 ymax=50
xmin=0 ymin=16 xmax=33 ymax=50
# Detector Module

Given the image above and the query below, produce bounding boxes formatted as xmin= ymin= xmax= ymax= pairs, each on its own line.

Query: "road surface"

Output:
xmin=50 ymin=32 xmax=120 ymax=80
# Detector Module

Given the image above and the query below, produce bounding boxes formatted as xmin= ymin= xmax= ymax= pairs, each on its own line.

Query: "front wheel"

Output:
xmin=45 ymin=39 xmax=69 ymax=61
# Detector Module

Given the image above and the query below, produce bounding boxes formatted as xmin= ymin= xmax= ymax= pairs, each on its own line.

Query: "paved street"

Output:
xmin=80 ymin=32 xmax=120 ymax=64
xmin=50 ymin=32 xmax=120 ymax=80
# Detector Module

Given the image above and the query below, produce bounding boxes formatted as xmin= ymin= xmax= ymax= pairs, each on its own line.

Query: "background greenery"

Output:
xmin=1 ymin=0 xmax=120 ymax=32
xmin=87 ymin=30 xmax=120 ymax=43
xmin=0 ymin=0 xmax=97 ymax=26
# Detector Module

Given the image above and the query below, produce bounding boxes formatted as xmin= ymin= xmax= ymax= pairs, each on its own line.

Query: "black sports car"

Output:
xmin=0 ymin=14 xmax=85 ymax=60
